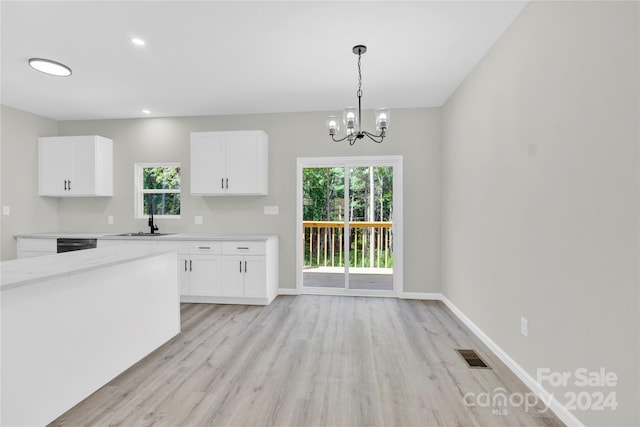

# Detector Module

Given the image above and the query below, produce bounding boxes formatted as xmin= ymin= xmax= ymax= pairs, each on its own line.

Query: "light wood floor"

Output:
xmin=50 ymin=296 xmax=564 ymax=427
xmin=303 ymin=271 xmax=393 ymax=290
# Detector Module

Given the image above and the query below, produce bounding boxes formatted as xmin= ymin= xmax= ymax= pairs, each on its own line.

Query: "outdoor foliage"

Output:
xmin=143 ymin=166 xmax=181 ymax=216
xmin=302 ymin=166 xmax=393 ymax=222
xmin=303 ymin=166 xmax=393 ymax=268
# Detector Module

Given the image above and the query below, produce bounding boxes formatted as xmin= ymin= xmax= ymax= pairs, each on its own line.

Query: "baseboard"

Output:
xmin=278 ymin=288 xmax=300 ymax=296
xmin=401 ymin=292 xmax=444 ymax=300
xmin=439 ymin=295 xmax=585 ymax=427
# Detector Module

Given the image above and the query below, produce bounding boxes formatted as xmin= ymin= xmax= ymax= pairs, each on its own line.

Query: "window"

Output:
xmin=135 ymin=163 xmax=181 ymax=218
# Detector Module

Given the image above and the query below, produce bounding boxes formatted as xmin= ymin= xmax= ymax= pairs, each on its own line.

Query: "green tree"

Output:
xmin=143 ymin=166 xmax=181 ymax=215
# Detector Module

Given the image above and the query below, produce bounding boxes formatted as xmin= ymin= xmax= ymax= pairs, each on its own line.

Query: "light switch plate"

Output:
xmin=2 ymin=206 xmax=10 ymax=216
xmin=194 ymin=215 xmax=204 ymax=225
xmin=107 ymin=215 xmax=114 ymax=225
xmin=264 ymin=206 xmax=279 ymax=215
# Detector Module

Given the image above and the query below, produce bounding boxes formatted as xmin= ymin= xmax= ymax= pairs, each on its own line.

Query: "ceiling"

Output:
xmin=1 ymin=1 xmax=527 ymax=121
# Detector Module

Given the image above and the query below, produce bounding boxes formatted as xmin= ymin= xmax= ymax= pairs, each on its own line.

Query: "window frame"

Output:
xmin=134 ymin=162 xmax=182 ymax=219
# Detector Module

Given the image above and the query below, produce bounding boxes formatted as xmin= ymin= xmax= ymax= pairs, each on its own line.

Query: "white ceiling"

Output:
xmin=1 ymin=1 xmax=527 ymax=121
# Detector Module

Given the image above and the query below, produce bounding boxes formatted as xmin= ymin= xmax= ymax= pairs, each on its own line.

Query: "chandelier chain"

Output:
xmin=357 ymin=52 xmax=362 ymax=97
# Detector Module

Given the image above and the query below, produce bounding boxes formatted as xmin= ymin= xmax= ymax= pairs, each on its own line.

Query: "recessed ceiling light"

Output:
xmin=142 ymin=109 xmax=151 ymax=115
xmin=28 ymin=58 xmax=72 ymax=77
xmin=131 ymin=38 xmax=145 ymax=46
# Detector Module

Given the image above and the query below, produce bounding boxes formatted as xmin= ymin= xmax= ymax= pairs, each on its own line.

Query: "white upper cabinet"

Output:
xmin=190 ymin=130 xmax=268 ymax=195
xmin=38 ymin=135 xmax=113 ymax=197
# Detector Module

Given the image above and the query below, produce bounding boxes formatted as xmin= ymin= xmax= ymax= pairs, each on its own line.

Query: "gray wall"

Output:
xmin=0 ymin=108 xmax=441 ymax=293
xmin=441 ymin=1 xmax=639 ymax=426
xmin=1 ymin=105 xmax=59 ymax=259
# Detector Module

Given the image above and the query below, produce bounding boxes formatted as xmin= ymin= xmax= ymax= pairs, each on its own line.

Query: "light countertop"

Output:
xmin=1 ymin=244 xmax=179 ymax=291
xmin=15 ymin=232 xmax=277 ymax=241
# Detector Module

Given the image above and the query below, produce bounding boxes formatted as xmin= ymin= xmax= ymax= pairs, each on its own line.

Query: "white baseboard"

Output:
xmin=439 ymin=295 xmax=585 ymax=427
xmin=278 ymin=288 xmax=300 ymax=296
xmin=401 ymin=292 xmax=444 ymax=300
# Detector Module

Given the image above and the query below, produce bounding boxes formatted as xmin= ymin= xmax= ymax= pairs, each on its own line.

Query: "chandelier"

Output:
xmin=326 ymin=45 xmax=390 ymax=145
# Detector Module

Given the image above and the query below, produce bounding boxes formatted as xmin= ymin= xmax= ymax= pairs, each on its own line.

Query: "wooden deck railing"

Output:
xmin=303 ymin=221 xmax=393 ymax=268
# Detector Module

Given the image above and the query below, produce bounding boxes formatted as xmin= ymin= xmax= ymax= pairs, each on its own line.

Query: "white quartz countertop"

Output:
xmin=14 ymin=232 xmax=277 ymax=241
xmin=1 ymin=244 xmax=178 ymax=291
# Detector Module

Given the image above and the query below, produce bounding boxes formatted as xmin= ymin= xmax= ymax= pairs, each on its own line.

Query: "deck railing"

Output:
xmin=303 ymin=221 xmax=393 ymax=268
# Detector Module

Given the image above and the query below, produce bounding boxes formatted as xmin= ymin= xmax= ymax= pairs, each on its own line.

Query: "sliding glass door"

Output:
xmin=346 ymin=166 xmax=393 ymax=291
xmin=297 ymin=156 xmax=401 ymax=295
xmin=301 ymin=166 xmax=346 ymax=289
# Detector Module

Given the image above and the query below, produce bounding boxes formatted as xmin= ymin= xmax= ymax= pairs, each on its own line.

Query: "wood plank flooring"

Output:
xmin=303 ymin=272 xmax=393 ymax=290
xmin=50 ymin=296 xmax=564 ymax=427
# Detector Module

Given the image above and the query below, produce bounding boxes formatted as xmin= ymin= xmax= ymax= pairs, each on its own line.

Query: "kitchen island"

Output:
xmin=1 ymin=245 xmax=180 ymax=427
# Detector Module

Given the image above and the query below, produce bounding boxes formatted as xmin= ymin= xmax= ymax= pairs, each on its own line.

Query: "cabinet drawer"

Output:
xmin=19 ymin=238 xmax=56 ymax=252
xmin=184 ymin=241 xmax=221 ymax=255
xmin=221 ymin=241 xmax=265 ymax=255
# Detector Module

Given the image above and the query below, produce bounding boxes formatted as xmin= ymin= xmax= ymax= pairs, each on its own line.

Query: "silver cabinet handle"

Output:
xmin=244 ymin=261 xmax=247 ymax=273
xmin=237 ymin=247 xmax=249 ymax=250
xmin=184 ymin=260 xmax=188 ymax=272
xmin=239 ymin=261 xmax=242 ymax=273
xmin=221 ymin=177 xmax=224 ymax=189
xmin=64 ymin=180 xmax=68 ymax=191
xmin=225 ymin=178 xmax=229 ymax=189
xmin=198 ymin=246 xmax=211 ymax=250
xmin=68 ymin=180 xmax=71 ymax=191
xmin=189 ymin=260 xmax=192 ymax=272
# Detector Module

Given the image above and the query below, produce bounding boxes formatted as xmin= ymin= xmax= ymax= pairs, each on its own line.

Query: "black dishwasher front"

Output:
xmin=56 ymin=238 xmax=97 ymax=253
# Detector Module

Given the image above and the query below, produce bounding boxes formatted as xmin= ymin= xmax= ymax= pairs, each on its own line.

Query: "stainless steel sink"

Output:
xmin=111 ymin=232 xmax=176 ymax=237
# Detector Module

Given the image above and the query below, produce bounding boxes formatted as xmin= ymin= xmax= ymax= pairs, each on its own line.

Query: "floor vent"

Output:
xmin=456 ymin=349 xmax=491 ymax=369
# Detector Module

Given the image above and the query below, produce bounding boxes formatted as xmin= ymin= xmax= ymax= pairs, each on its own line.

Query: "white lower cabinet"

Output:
xmin=180 ymin=254 xmax=222 ymax=297
xmin=177 ymin=242 xmax=220 ymax=296
xmin=17 ymin=238 xmax=56 ymax=258
xmin=179 ymin=237 xmax=278 ymax=305
xmin=221 ymin=256 xmax=266 ymax=298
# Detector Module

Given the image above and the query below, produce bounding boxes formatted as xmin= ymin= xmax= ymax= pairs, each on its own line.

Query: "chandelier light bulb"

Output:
xmin=326 ymin=116 xmax=339 ymax=136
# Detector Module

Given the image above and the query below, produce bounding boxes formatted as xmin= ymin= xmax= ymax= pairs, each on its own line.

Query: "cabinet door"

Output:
xmin=191 ymin=132 xmax=227 ymax=195
xmin=179 ymin=256 xmax=191 ymax=296
xmin=243 ymin=256 xmax=267 ymax=298
xmin=69 ymin=137 xmax=96 ymax=195
xmin=189 ymin=255 xmax=222 ymax=296
xmin=225 ymin=132 xmax=264 ymax=194
xmin=220 ymin=256 xmax=245 ymax=297
xmin=39 ymin=138 xmax=72 ymax=196
xmin=38 ymin=136 xmax=112 ymax=197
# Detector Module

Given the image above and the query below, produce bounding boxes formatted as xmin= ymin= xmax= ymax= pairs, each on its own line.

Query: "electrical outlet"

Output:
xmin=194 ymin=215 xmax=203 ymax=225
xmin=107 ymin=215 xmax=114 ymax=225
xmin=2 ymin=206 xmax=10 ymax=215
xmin=521 ymin=317 xmax=528 ymax=337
